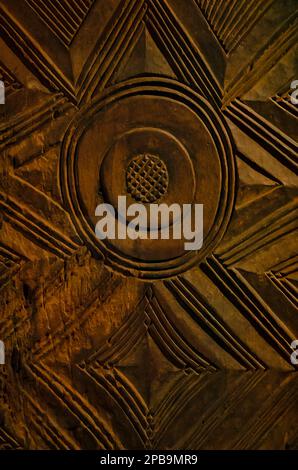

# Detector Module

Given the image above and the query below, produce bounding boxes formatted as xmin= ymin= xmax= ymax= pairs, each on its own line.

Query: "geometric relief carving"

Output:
xmin=0 ymin=61 xmax=22 ymax=97
xmin=25 ymin=0 xmax=95 ymax=47
xmin=61 ymin=78 xmax=235 ymax=279
xmin=0 ymin=0 xmax=297 ymax=451
xmin=272 ymin=84 xmax=298 ymax=119
xmin=195 ymin=0 xmax=273 ymax=53
xmin=126 ymin=153 xmax=169 ymax=203
xmin=80 ymin=290 xmax=216 ymax=448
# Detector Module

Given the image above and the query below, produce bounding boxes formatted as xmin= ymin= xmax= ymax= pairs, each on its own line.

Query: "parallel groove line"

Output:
xmin=84 ymin=365 xmax=148 ymax=446
xmin=233 ymin=376 xmax=298 ymax=449
xmin=0 ymin=8 xmax=76 ymax=101
xmin=25 ymin=0 xmax=94 ymax=47
xmin=203 ymin=256 xmax=296 ymax=365
xmin=25 ymin=392 xmax=79 ymax=450
xmin=77 ymin=0 xmax=146 ymax=103
xmin=224 ymin=13 xmax=298 ymax=104
xmin=148 ymin=0 xmax=222 ymax=105
xmin=166 ymin=277 xmax=266 ymax=370
xmin=27 ymin=363 xmax=118 ymax=450
xmin=187 ymin=371 xmax=265 ymax=449
xmin=147 ymin=297 xmax=217 ymax=371
xmin=267 ymin=273 xmax=298 ymax=309
xmin=218 ymin=201 xmax=298 ymax=266
xmin=0 ymin=195 xmax=78 ymax=259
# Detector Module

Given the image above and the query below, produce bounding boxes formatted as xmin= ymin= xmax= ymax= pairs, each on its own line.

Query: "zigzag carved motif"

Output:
xmin=79 ymin=291 xmax=216 ymax=448
xmin=0 ymin=0 xmax=297 ymax=451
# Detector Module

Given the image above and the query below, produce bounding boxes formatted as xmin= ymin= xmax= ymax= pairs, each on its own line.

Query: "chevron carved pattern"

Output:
xmin=25 ymin=0 xmax=95 ymax=47
xmin=0 ymin=0 xmax=297 ymax=451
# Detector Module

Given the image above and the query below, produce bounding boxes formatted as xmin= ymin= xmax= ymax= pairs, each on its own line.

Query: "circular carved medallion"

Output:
xmin=61 ymin=78 xmax=235 ymax=279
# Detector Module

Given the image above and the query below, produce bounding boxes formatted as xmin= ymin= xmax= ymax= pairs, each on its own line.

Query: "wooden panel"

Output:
xmin=0 ymin=0 xmax=297 ymax=450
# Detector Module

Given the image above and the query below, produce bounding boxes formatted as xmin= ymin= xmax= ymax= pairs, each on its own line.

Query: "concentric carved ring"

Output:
xmin=60 ymin=78 xmax=235 ymax=279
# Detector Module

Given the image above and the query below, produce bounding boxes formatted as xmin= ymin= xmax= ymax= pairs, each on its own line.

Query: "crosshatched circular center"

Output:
xmin=126 ymin=154 xmax=169 ymax=203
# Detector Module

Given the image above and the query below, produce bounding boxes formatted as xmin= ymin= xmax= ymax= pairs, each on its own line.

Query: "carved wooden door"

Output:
xmin=0 ymin=0 xmax=297 ymax=450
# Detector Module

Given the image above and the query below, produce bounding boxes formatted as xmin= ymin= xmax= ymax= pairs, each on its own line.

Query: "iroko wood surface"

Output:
xmin=0 ymin=0 xmax=297 ymax=450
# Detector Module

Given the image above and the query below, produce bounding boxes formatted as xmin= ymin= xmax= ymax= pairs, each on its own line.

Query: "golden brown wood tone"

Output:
xmin=0 ymin=0 xmax=297 ymax=449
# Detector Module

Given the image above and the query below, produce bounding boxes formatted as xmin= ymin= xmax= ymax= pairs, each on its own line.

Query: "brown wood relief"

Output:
xmin=0 ymin=0 xmax=297 ymax=450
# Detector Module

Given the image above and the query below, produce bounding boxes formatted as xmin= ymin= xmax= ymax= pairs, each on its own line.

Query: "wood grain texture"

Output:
xmin=0 ymin=0 xmax=297 ymax=450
